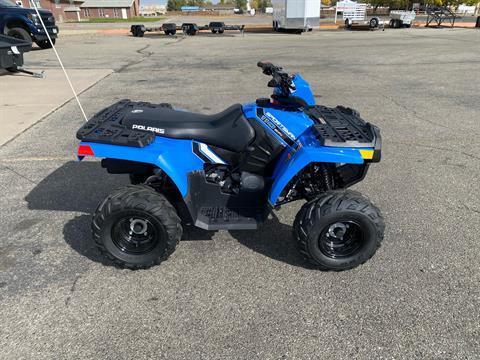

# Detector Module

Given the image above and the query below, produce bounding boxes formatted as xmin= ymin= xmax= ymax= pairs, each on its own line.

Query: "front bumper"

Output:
xmin=32 ymin=26 xmax=59 ymax=41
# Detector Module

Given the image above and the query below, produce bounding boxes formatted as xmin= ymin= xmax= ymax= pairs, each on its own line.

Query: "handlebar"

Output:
xmin=257 ymin=61 xmax=295 ymax=95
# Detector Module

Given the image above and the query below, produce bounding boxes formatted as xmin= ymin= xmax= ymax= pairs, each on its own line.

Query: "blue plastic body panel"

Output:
xmin=79 ymin=136 xmax=204 ymax=197
xmin=268 ymin=130 xmax=367 ymax=205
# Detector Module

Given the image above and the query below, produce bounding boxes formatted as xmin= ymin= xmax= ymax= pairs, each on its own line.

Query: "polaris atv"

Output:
xmin=76 ymin=62 xmax=384 ymax=271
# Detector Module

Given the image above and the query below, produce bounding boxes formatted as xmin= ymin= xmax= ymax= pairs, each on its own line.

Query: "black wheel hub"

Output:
xmin=112 ymin=216 xmax=160 ymax=255
xmin=318 ymin=221 xmax=364 ymax=258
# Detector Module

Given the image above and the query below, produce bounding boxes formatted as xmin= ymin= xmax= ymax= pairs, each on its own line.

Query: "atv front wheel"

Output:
xmin=92 ymin=185 xmax=182 ymax=269
xmin=294 ymin=190 xmax=384 ymax=271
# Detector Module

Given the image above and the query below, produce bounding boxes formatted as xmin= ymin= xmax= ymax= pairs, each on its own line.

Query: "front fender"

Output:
xmin=78 ymin=137 xmax=204 ymax=197
xmin=269 ymin=145 xmax=365 ymax=205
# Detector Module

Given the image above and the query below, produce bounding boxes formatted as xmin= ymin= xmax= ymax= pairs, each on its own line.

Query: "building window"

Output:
xmin=84 ymin=8 xmax=90 ymax=17
xmin=113 ymin=8 xmax=119 ymax=18
xmin=98 ymin=8 xmax=105 ymax=17
xmin=29 ymin=0 xmax=40 ymax=8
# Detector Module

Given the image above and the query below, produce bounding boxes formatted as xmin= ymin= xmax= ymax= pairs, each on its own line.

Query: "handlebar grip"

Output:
xmin=257 ymin=61 xmax=270 ymax=69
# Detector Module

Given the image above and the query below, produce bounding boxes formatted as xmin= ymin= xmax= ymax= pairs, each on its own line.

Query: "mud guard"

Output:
xmin=268 ymin=145 xmax=366 ymax=205
xmin=78 ymin=137 xmax=204 ymax=197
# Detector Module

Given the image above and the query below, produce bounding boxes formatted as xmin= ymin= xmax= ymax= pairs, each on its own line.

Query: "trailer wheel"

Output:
xmin=389 ymin=19 xmax=394 ymax=28
xmin=369 ymin=17 xmax=379 ymax=29
xmin=344 ymin=19 xmax=352 ymax=29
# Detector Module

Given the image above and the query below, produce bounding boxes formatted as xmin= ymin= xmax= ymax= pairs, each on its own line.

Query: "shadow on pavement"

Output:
xmin=229 ymin=214 xmax=310 ymax=269
xmin=26 ymin=161 xmax=308 ymax=268
xmin=25 ymin=160 xmax=126 ymax=214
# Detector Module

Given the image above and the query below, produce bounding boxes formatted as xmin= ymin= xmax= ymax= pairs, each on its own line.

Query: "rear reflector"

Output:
xmin=77 ymin=144 xmax=94 ymax=156
xmin=359 ymin=149 xmax=374 ymax=160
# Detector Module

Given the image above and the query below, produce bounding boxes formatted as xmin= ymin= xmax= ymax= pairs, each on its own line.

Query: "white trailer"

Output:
xmin=272 ymin=0 xmax=321 ymax=32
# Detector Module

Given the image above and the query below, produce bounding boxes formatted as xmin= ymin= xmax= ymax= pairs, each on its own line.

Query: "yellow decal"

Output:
xmin=359 ymin=149 xmax=374 ymax=160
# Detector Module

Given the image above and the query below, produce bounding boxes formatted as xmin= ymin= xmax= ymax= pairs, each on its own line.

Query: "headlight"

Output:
xmin=27 ymin=13 xmax=41 ymax=25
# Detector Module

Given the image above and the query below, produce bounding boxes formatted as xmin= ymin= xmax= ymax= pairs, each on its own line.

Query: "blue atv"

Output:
xmin=76 ymin=62 xmax=384 ymax=271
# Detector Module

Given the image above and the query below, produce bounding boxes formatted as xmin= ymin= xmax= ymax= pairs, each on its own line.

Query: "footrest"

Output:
xmin=195 ymin=207 xmax=258 ymax=230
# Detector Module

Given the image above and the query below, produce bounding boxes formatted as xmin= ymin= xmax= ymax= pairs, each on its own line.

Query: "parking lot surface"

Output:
xmin=0 ymin=29 xmax=479 ymax=359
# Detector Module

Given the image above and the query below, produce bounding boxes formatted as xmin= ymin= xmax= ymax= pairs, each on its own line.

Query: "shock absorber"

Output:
xmin=319 ymin=164 xmax=334 ymax=191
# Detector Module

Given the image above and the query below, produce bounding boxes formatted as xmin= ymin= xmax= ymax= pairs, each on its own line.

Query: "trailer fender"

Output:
xmin=78 ymin=137 xmax=204 ymax=197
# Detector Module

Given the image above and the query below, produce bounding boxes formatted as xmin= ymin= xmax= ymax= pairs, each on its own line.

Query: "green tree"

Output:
xmin=167 ymin=0 xmax=186 ymax=11
xmin=235 ymin=0 xmax=247 ymax=9
xmin=252 ymin=0 xmax=272 ymax=11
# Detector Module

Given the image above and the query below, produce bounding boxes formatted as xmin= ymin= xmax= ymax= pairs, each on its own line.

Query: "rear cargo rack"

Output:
xmin=76 ymin=100 xmax=171 ymax=148
xmin=305 ymin=105 xmax=376 ymax=148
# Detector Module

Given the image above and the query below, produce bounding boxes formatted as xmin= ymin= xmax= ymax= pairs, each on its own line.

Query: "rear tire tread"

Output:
xmin=92 ymin=185 xmax=182 ymax=269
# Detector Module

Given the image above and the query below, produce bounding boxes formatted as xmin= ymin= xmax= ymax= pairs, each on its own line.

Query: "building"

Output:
xmin=19 ymin=0 xmax=140 ymax=22
xmin=20 ymin=0 xmax=84 ymax=22
xmin=203 ymin=4 xmax=236 ymax=15
xmin=80 ymin=0 xmax=140 ymax=19
xmin=140 ymin=4 xmax=166 ymax=16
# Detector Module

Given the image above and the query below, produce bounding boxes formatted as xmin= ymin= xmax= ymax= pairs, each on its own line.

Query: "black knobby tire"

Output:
xmin=370 ymin=17 xmax=379 ymax=29
xmin=92 ymin=185 xmax=182 ymax=269
xmin=7 ymin=27 xmax=32 ymax=42
xmin=36 ymin=39 xmax=55 ymax=49
xmin=294 ymin=190 xmax=385 ymax=271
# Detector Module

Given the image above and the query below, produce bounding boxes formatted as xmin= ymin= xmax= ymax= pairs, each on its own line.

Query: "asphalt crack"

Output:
xmin=65 ymin=275 xmax=81 ymax=307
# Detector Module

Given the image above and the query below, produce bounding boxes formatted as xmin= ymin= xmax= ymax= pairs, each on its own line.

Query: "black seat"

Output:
xmin=121 ymin=104 xmax=255 ymax=153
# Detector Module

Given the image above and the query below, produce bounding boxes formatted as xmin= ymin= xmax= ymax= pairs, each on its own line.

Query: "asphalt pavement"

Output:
xmin=0 ymin=28 xmax=479 ymax=359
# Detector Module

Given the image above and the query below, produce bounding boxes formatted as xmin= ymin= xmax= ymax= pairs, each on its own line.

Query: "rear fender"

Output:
xmin=269 ymin=145 xmax=365 ymax=205
xmin=78 ymin=137 xmax=204 ymax=197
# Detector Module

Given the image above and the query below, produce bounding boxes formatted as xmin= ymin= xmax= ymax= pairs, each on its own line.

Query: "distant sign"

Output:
xmin=336 ymin=0 xmax=358 ymax=12
xmin=181 ymin=6 xmax=200 ymax=12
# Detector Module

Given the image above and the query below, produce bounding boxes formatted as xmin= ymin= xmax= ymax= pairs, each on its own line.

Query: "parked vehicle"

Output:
xmin=272 ymin=0 xmax=321 ymax=32
xmin=130 ymin=23 xmax=245 ymax=37
xmin=0 ymin=0 xmax=58 ymax=49
xmin=162 ymin=23 xmax=176 ymax=36
xmin=389 ymin=10 xmax=416 ymax=28
xmin=209 ymin=21 xmax=225 ymax=34
xmin=76 ymin=62 xmax=384 ymax=271
xmin=342 ymin=2 xmax=383 ymax=30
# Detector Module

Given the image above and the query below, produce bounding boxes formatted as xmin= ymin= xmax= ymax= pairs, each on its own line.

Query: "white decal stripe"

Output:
xmin=199 ymin=143 xmax=226 ymax=164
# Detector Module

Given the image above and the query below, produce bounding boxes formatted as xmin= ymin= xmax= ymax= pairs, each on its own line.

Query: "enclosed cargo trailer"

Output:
xmin=272 ymin=0 xmax=320 ymax=32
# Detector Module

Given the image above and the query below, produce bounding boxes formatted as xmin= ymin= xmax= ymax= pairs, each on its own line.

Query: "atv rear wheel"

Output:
xmin=294 ymin=190 xmax=384 ymax=271
xmin=92 ymin=185 xmax=182 ymax=269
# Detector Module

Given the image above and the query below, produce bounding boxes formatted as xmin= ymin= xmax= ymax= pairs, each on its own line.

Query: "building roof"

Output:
xmin=80 ymin=0 xmax=134 ymax=8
